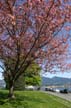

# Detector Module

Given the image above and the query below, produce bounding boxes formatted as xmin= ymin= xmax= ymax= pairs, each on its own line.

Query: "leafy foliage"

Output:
xmin=0 ymin=0 xmax=71 ymax=97
xmin=5 ymin=62 xmax=41 ymax=90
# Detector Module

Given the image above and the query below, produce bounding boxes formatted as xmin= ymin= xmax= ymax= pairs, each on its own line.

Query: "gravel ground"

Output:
xmin=45 ymin=91 xmax=71 ymax=102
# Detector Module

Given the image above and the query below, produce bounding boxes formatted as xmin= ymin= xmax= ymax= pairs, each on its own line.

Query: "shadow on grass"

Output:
xmin=0 ymin=91 xmax=8 ymax=99
xmin=0 ymin=90 xmax=9 ymax=105
xmin=0 ymin=91 xmax=27 ymax=107
xmin=0 ymin=90 xmax=45 ymax=108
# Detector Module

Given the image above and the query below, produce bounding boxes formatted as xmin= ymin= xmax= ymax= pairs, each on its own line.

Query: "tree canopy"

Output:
xmin=0 ymin=0 xmax=71 ymax=98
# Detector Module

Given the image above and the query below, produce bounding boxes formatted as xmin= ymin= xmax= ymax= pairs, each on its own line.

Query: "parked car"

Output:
xmin=53 ymin=89 xmax=60 ymax=93
xmin=45 ymin=87 xmax=55 ymax=92
xmin=60 ymin=89 xmax=68 ymax=93
xmin=25 ymin=85 xmax=35 ymax=90
xmin=45 ymin=87 xmax=50 ymax=91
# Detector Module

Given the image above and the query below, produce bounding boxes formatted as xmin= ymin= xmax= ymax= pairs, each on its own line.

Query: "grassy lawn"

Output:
xmin=0 ymin=90 xmax=71 ymax=108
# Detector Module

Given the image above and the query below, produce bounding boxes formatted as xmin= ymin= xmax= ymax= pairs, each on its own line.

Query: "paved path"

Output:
xmin=45 ymin=91 xmax=71 ymax=102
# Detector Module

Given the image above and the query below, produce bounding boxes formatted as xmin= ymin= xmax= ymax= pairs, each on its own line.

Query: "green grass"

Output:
xmin=0 ymin=90 xmax=71 ymax=108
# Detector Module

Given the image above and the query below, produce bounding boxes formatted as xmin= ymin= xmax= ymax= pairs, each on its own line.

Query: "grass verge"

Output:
xmin=0 ymin=90 xmax=71 ymax=108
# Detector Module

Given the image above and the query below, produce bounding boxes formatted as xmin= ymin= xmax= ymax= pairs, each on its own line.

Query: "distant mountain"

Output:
xmin=42 ymin=77 xmax=71 ymax=86
xmin=1 ymin=77 xmax=71 ymax=88
xmin=0 ymin=80 xmax=6 ymax=88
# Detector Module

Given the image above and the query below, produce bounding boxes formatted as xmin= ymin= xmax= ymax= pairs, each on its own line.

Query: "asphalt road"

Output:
xmin=46 ymin=91 xmax=71 ymax=102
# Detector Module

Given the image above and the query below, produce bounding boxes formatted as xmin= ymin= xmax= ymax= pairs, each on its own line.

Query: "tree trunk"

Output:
xmin=8 ymin=83 xmax=15 ymax=99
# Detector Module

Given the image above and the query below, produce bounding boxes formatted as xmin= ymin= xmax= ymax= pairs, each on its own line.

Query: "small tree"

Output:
xmin=0 ymin=0 xmax=71 ymax=98
xmin=24 ymin=62 xmax=41 ymax=86
xmin=5 ymin=62 xmax=41 ymax=90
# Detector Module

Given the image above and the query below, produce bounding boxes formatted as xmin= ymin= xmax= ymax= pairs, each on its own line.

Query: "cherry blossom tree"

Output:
xmin=0 ymin=0 xmax=71 ymax=98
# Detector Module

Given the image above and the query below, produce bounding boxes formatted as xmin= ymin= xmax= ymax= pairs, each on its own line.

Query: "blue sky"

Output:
xmin=1 ymin=69 xmax=71 ymax=79
xmin=0 ymin=68 xmax=4 ymax=80
xmin=42 ymin=72 xmax=71 ymax=78
xmin=1 ymin=71 xmax=71 ymax=79
xmin=0 ymin=73 xmax=3 ymax=79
